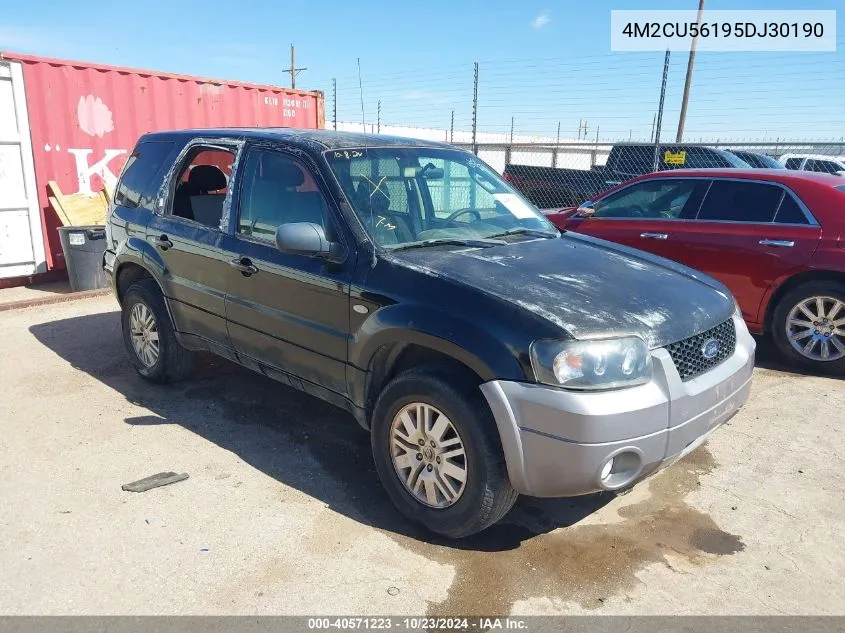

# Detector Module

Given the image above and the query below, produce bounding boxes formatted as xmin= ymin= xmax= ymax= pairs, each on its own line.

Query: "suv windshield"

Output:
xmin=325 ymin=147 xmax=557 ymax=248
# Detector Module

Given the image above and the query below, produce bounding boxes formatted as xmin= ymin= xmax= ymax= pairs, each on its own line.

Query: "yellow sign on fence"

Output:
xmin=664 ymin=150 xmax=687 ymax=165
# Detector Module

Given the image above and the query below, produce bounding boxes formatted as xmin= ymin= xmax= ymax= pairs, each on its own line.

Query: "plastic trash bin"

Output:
xmin=57 ymin=225 xmax=108 ymax=292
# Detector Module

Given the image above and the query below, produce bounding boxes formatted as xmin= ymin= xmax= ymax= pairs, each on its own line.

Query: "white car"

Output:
xmin=778 ymin=153 xmax=845 ymax=176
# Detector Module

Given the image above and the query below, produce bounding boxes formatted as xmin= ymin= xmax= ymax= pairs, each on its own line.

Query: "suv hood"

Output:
xmin=385 ymin=233 xmax=734 ymax=348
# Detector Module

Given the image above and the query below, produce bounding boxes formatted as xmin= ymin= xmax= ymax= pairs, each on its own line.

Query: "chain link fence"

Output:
xmin=449 ymin=140 xmax=845 ymax=209
xmin=319 ymin=47 xmax=845 ymax=209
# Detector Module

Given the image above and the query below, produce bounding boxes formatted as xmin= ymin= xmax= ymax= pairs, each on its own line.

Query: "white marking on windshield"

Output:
xmin=360 ymin=174 xmax=389 ymax=200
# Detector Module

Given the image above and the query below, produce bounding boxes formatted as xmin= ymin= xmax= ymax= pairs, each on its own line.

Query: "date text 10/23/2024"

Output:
xmin=307 ymin=618 xmax=529 ymax=630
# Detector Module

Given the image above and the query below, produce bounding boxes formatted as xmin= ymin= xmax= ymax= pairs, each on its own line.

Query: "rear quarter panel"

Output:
xmin=754 ymin=179 xmax=845 ymax=330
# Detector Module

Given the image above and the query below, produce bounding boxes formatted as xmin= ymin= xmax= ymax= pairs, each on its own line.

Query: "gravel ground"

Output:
xmin=0 ymin=295 xmax=842 ymax=615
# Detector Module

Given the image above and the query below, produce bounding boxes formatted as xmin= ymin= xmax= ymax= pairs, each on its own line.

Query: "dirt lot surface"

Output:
xmin=1 ymin=295 xmax=843 ymax=615
xmin=0 ymin=281 xmax=73 ymax=305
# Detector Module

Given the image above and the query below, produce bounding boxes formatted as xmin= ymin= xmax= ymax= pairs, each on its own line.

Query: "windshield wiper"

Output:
xmin=389 ymin=238 xmax=505 ymax=251
xmin=487 ymin=228 xmax=559 ymax=239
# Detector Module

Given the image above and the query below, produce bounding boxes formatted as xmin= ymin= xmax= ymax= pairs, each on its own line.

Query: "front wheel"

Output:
xmin=772 ymin=281 xmax=845 ymax=374
xmin=371 ymin=367 xmax=517 ymax=538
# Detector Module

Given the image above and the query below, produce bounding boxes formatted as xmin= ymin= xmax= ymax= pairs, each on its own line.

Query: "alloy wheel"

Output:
xmin=785 ymin=296 xmax=845 ymax=362
xmin=129 ymin=302 xmax=160 ymax=367
xmin=389 ymin=402 xmax=468 ymax=508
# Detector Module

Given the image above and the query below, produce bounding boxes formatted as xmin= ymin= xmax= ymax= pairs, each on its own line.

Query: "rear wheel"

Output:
xmin=772 ymin=281 xmax=845 ymax=374
xmin=371 ymin=367 xmax=517 ymax=538
xmin=121 ymin=279 xmax=194 ymax=383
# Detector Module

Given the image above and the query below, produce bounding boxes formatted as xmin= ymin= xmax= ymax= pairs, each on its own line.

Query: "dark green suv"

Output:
xmin=104 ymin=128 xmax=753 ymax=538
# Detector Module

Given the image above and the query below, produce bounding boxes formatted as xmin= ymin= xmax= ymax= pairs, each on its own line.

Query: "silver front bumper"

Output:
xmin=480 ymin=314 xmax=755 ymax=497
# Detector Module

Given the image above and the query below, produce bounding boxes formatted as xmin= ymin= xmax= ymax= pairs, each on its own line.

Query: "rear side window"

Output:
xmin=607 ymin=146 xmax=654 ymax=175
xmin=697 ymin=180 xmax=783 ymax=223
xmin=774 ymin=194 xmax=809 ymax=225
xmin=170 ymin=147 xmax=236 ymax=229
xmin=784 ymin=158 xmax=803 ymax=170
xmin=805 ymin=159 xmax=841 ymax=174
xmin=114 ymin=141 xmax=175 ymax=209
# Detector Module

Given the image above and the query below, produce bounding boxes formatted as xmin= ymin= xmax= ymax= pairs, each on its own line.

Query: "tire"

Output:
xmin=121 ymin=278 xmax=194 ymax=383
xmin=771 ymin=280 xmax=845 ymax=374
xmin=371 ymin=366 xmax=518 ymax=538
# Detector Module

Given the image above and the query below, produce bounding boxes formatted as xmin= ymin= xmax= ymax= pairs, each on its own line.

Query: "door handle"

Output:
xmin=229 ymin=257 xmax=258 ymax=276
xmin=154 ymin=235 xmax=173 ymax=250
xmin=640 ymin=232 xmax=668 ymax=240
xmin=759 ymin=239 xmax=795 ymax=248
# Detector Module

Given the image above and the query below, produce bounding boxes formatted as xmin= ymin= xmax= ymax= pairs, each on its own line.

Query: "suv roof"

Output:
xmin=139 ymin=127 xmax=455 ymax=151
xmin=606 ymin=143 xmax=750 ymax=172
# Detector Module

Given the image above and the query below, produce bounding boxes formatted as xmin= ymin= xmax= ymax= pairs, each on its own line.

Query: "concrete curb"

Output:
xmin=0 ymin=288 xmax=112 ymax=312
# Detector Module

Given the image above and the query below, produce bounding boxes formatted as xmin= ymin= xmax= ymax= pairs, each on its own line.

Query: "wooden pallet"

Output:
xmin=48 ymin=181 xmax=112 ymax=226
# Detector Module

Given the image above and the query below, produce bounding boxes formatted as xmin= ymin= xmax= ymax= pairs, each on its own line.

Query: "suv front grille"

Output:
xmin=665 ymin=319 xmax=736 ymax=382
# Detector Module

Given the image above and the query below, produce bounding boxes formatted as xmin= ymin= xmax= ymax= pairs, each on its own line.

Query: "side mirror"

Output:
xmin=275 ymin=222 xmax=345 ymax=263
xmin=576 ymin=201 xmax=596 ymax=217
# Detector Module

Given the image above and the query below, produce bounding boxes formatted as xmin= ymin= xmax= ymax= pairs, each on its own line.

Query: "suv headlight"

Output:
xmin=530 ymin=337 xmax=652 ymax=390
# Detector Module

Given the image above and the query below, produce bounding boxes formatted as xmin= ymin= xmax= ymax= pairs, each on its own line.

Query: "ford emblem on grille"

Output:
xmin=701 ymin=338 xmax=720 ymax=359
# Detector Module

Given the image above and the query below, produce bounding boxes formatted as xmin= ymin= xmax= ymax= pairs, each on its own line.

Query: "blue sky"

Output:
xmin=2 ymin=0 xmax=842 ymax=141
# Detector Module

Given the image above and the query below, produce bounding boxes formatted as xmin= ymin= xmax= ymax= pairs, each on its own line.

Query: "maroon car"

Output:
xmin=546 ymin=169 xmax=845 ymax=372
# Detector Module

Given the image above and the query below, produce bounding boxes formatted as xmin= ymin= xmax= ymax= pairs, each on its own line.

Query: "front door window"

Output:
xmin=592 ymin=179 xmax=703 ymax=219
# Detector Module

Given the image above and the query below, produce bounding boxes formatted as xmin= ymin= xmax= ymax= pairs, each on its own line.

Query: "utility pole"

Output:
xmin=650 ymin=112 xmax=657 ymax=143
xmin=450 ymin=110 xmax=455 ymax=143
xmin=553 ymin=121 xmax=561 ymax=167
xmin=653 ymin=50 xmax=671 ymax=171
xmin=332 ymin=78 xmax=337 ymax=130
xmin=377 ymin=100 xmax=381 ymax=134
xmin=505 ymin=116 xmax=515 ymax=167
xmin=676 ymin=0 xmax=704 ymax=142
xmin=471 ymin=62 xmax=479 ymax=155
xmin=288 ymin=44 xmax=307 ymax=89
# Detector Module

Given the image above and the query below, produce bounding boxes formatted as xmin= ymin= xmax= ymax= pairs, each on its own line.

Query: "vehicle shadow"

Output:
xmin=29 ymin=311 xmax=613 ymax=552
xmin=753 ymin=334 xmax=844 ymax=380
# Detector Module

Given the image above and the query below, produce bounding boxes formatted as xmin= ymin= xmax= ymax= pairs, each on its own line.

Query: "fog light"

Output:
xmin=600 ymin=458 xmax=614 ymax=481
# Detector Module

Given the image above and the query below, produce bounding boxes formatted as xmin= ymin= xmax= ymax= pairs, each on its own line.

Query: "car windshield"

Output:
xmin=324 ymin=147 xmax=557 ymax=249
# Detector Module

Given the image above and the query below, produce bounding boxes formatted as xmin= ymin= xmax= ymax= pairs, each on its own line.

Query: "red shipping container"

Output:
xmin=0 ymin=52 xmax=325 ymax=279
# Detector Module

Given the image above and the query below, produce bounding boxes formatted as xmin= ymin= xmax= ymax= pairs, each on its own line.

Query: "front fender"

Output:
xmin=350 ymin=302 xmax=526 ymax=383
